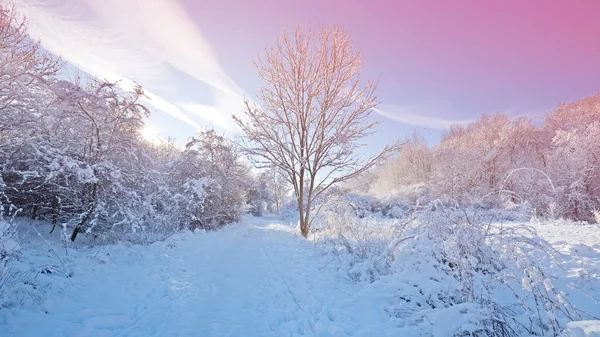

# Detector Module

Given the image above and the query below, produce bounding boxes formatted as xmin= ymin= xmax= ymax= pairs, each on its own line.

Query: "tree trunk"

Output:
xmin=31 ymin=205 xmax=38 ymax=219
xmin=297 ymin=167 xmax=306 ymax=237
xmin=70 ymin=226 xmax=81 ymax=241
xmin=71 ymin=207 xmax=92 ymax=241
xmin=298 ymin=198 xmax=309 ymax=238
xmin=301 ymin=204 xmax=311 ymax=238
xmin=299 ymin=217 xmax=309 ymax=238
xmin=71 ymin=182 xmax=97 ymax=241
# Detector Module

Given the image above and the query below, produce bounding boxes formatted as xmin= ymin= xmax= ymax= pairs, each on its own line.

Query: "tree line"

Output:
xmin=363 ymin=98 xmax=600 ymax=223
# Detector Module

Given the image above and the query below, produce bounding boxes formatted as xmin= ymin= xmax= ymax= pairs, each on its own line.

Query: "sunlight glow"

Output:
xmin=140 ymin=124 xmax=162 ymax=145
xmin=14 ymin=0 xmax=247 ymax=131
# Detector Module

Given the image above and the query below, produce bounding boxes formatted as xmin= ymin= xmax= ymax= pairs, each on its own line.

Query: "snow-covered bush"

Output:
xmin=0 ymin=219 xmax=19 ymax=263
xmin=170 ymin=130 xmax=251 ymax=230
xmin=367 ymin=133 xmax=433 ymax=194
xmin=331 ymin=193 xmax=414 ymax=220
xmin=314 ymin=202 xmax=593 ymax=336
xmin=246 ymin=172 xmax=274 ymax=216
xmin=544 ymin=107 xmax=600 ymax=222
xmin=593 ymin=209 xmax=600 ymax=224
xmin=0 ymin=2 xmax=251 ymax=243
xmin=418 ymin=209 xmax=588 ymax=335
xmin=263 ymin=168 xmax=291 ymax=214
xmin=278 ymin=199 xmax=299 ymax=223
xmin=315 ymin=213 xmax=408 ymax=283
xmin=0 ymin=178 xmax=40 ymax=312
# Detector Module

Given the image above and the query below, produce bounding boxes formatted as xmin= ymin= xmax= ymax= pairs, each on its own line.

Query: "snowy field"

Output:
xmin=1 ymin=216 xmax=405 ymax=336
xmin=1 ymin=215 xmax=599 ymax=337
xmin=523 ymin=221 xmax=600 ymax=337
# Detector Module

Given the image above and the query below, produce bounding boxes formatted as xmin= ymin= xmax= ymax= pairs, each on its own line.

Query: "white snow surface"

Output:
xmin=1 ymin=216 xmax=599 ymax=336
xmin=1 ymin=216 xmax=404 ymax=336
xmin=525 ymin=221 xmax=600 ymax=336
xmin=563 ymin=321 xmax=600 ymax=337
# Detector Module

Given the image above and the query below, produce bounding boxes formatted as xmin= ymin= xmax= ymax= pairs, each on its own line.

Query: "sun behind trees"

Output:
xmin=234 ymin=26 xmax=397 ymax=238
xmin=0 ymin=5 xmax=261 ymax=243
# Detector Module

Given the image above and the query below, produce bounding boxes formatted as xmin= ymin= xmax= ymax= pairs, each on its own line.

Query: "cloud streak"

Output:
xmin=375 ymin=104 xmax=474 ymax=129
xmin=14 ymin=0 xmax=246 ymax=131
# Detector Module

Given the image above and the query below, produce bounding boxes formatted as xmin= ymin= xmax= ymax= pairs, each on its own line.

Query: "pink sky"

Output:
xmin=15 ymin=0 xmax=600 ymax=147
xmin=186 ymin=0 xmax=600 ymax=114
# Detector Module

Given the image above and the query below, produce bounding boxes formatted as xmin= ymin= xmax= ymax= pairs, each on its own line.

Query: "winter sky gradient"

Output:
xmin=14 ymin=0 xmax=600 ymax=147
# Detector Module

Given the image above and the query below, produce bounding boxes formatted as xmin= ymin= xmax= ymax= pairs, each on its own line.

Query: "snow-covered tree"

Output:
xmin=0 ymin=4 xmax=62 ymax=222
xmin=263 ymin=168 xmax=290 ymax=213
xmin=235 ymin=26 xmax=396 ymax=237
xmin=171 ymin=130 xmax=251 ymax=229
xmin=246 ymin=172 xmax=273 ymax=216
xmin=46 ymin=79 xmax=152 ymax=240
xmin=369 ymin=132 xmax=432 ymax=194
xmin=543 ymin=93 xmax=600 ymax=222
xmin=433 ymin=114 xmax=546 ymax=205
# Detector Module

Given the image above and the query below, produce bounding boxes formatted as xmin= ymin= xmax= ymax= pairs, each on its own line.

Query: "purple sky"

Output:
xmin=14 ymin=0 xmax=600 ymax=149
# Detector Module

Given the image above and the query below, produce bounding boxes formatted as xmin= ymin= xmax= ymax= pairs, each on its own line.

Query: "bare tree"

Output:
xmin=265 ymin=167 xmax=290 ymax=213
xmin=234 ymin=26 xmax=396 ymax=237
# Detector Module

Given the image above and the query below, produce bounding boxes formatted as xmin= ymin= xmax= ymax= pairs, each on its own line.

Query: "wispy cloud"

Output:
xmin=375 ymin=104 xmax=473 ymax=129
xmin=14 ymin=0 xmax=246 ymax=131
xmin=142 ymin=91 xmax=200 ymax=129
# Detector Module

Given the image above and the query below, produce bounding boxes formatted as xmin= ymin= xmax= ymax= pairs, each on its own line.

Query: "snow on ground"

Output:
xmin=527 ymin=220 xmax=600 ymax=325
xmin=0 ymin=216 xmax=405 ymax=337
xmin=1 ymin=215 xmax=599 ymax=336
xmin=564 ymin=320 xmax=600 ymax=337
xmin=310 ymin=209 xmax=600 ymax=336
xmin=499 ymin=220 xmax=600 ymax=336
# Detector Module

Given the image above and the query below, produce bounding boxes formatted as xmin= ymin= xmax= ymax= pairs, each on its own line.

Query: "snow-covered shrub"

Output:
xmin=312 ymin=197 xmax=412 ymax=282
xmin=593 ymin=209 xmax=600 ymax=224
xmin=338 ymin=193 xmax=381 ymax=218
xmin=0 ymin=217 xmax=44 ymax=312
xmin=418 ymin=210 xmax=586 ymax=335
xmin=246 ymin=172 xmax=274 ymax=216
xmin=263 ymin=168 xmax=291 ymax=214
xmin=278 ymin=199 xmax=299 ymax=223
xmin=0 ymin=176 xmax=37 ymax=312
xmin=368 ymin=133 xmax=433 ymax=195
xmin=315 ymin=201 xmax=592 ymax=336
xmin=0 ymin=266 xmax=42 ymax=310
xmin=170 ymin=130 xmax=251 ymax=230
xmin=0 ymin=219 xmax=19 ymax=263
xmin=316 ymin=192 xmax=414 ymax=221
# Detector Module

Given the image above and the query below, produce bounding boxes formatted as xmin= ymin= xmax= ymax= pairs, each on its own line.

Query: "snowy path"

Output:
xmin=1 ymin=217 xmax=400 ymax=337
